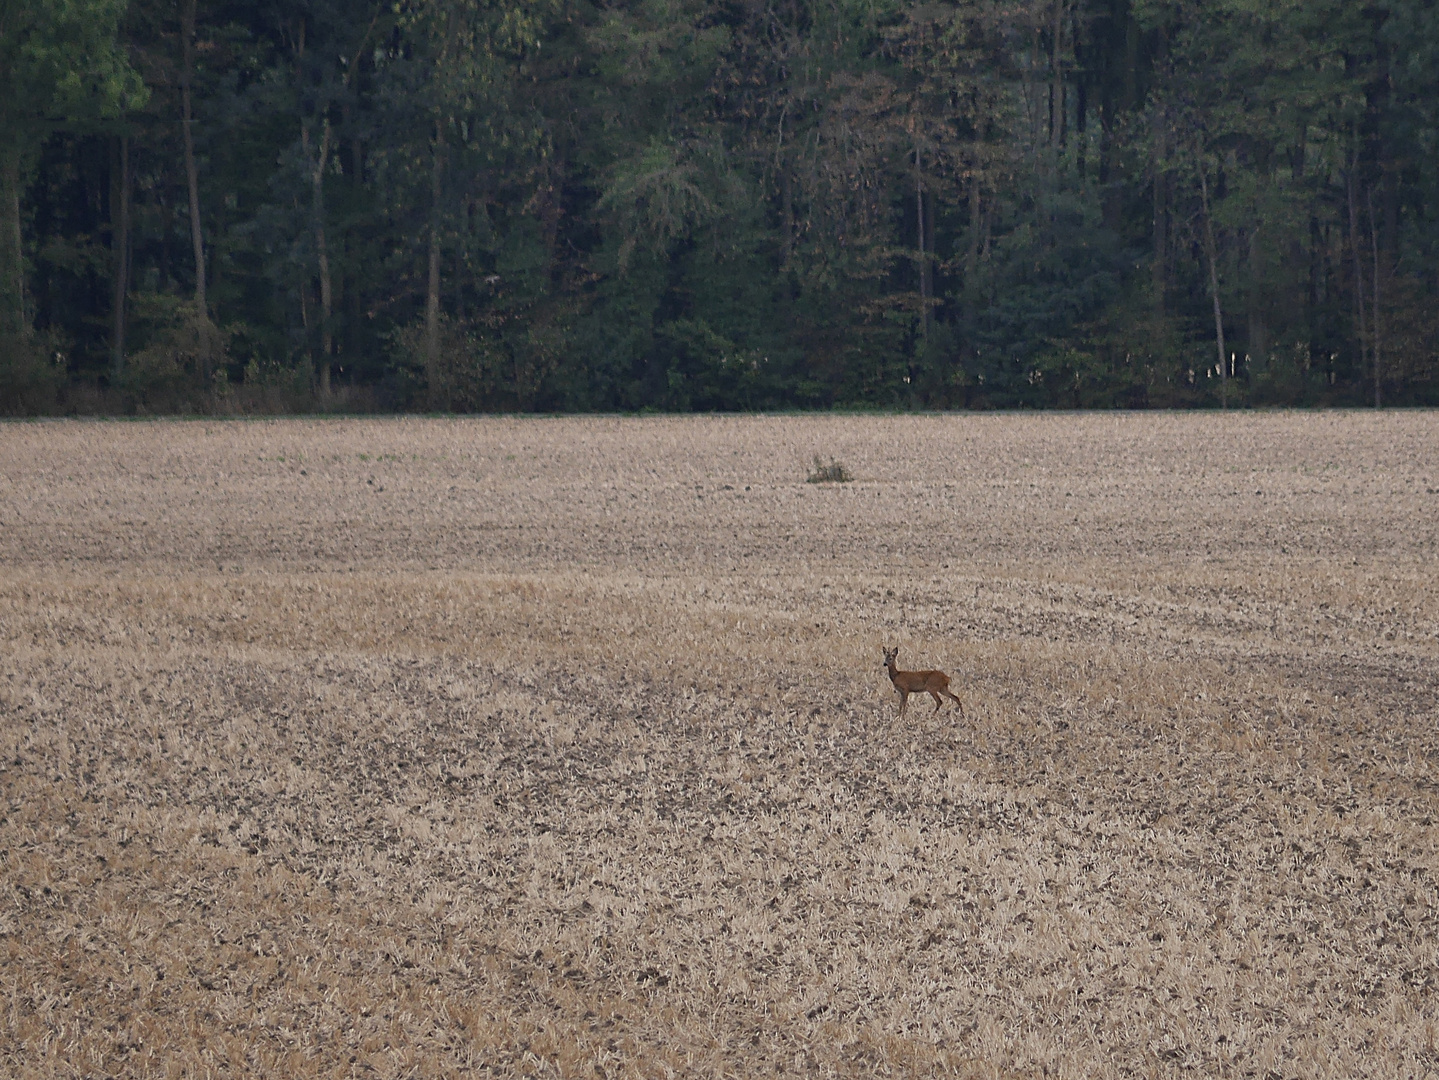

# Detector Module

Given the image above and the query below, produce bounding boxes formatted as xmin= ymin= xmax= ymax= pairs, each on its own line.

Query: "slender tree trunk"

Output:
xmin=1247 ymin=228 xmax=1266 ymax=369
xmin=1025 ymin=28 xmax=1039 ymax=153
xmin=775 ymin=102 xmax=793 ymax=266
xmin=344 ymin=242 xmax=360 ymax=371
xmin=111 ymin=136 xmax=132 ymax=382
xmin=1198 ymin=167 xmax=1227 ymax=408
xmin=924 ymin=185 xmax=934 ymax=283
xmin=781 ymin=170 xmax=794 ymax=266
xmin=314 ymin=128 xmax=332 ymax=395
xmin=1367 ymin=185 xmax=1382 ymax=408
xmin=915 ymin=144 xmax=928 ymax=341
xmin=181 ymin=0 xmax=205 ymax=312
xmin=209 ymin=192 xmax=224 ymax=326
xmin=1124 ymin=12 xmax=1140 ymax=111
xmin=293 ymin=12 xmax=374 ymax=397
xmin=299 ymin=117 xmax=334 ymax=395
xmin=346 ymin=138 xmax=364 ymax=362
xmin=966 ymin=173 xmax=982 ymax=279
xmin=1152 ymin=169 xmax=1167 ymax=313
xmin=426 ymin=124 xmax=446 ymax=408
xmin=1347 ymin=163 xmax=1368 ymax=388
xmin=299 ymin=272 xmax=310 ymax=341
xmin=1099 ymin=92 xmax=1118 ymax=229
xmin=159 ymin=192 xmax=172 ymax=291
xmin=0 ymin=143 xmax=24 ymax=337
xmin=423 ymin=8 xmax=458 ymax=405
xmin=962 ymin=171 xmax=981 ymax=378
xmin=454 ymin=196 xmax=467 ymax=325
xmin=1050 ymin=0 xmax=1065 ymax=152
xmin=292 ymin=18 xmax=328 ymax=394
xmin=1151 ymin=113 xmax=1167 ymax=313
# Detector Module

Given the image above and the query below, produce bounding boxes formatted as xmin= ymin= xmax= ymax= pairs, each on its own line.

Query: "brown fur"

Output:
xmin=883 ymin=646 xmax=965 ymax=718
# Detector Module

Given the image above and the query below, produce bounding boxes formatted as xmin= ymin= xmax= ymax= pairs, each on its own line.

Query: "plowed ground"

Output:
xmin=2 ymin=413 xmax=1437 ymax=1078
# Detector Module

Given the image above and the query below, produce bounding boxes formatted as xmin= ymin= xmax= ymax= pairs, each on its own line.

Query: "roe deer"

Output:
xmin=883 ymin=646 xmax=965 ymax=718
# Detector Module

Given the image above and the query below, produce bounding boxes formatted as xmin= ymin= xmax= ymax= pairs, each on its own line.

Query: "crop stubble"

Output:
xmin=1 ymin=413 xmax=1437 ymax=1078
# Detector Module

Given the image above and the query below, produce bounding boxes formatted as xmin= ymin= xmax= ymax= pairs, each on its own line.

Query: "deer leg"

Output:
xmin=898 ymin=691 xmax=909 ymax=717
xmin=945 ymin=690 xmax=966 ymax=719
xmin=930 ymin=690 xmax=943 ymax=711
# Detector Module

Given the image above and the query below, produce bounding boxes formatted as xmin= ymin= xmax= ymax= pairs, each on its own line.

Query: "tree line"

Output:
xmin=2 ymin=0 xmax=1436 ymax=414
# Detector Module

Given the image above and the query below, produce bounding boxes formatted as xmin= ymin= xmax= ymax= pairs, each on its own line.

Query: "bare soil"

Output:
xmin=2 ymin=413 xmax=1437 ymax=1078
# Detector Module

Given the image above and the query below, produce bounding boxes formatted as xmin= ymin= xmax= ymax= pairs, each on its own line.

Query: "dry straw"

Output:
xmin=1 ymin=412 xmax=1437 ymax=1077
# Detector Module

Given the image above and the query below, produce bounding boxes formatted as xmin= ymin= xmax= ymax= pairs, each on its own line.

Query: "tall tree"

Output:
xmin=109 ymin=133 xmax=131 ymax=377
xmin=289 ymin=2 xmax=383 ymax=391
xmin=180 ymin=0 xmax=204 ymax=312
xmin=0 ymin=0 xmax=144 ymax=339
xmin=403 ymin=0 xmax=554 ymax=398
xmin=6 ymin=0 xmax=1438 ymax=412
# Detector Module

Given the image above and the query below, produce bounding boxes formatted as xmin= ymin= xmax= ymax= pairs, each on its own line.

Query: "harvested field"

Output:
xmin=2 ymin=412 xmax=1438 ymax=1078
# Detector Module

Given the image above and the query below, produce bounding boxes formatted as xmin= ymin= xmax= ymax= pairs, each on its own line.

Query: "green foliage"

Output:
xmin=598 ymin=140 xmax=733 ymax=271
xmin=968 ymin=189 xmax=1128 ymax=405
xmin=389 ymin=311 xmax=567 ymax=413
xmin=0 ymin=0 xmax=145 ymax=340
xmin=0 ymin=0 xmax=147 ymax=135
xmin=650 ymin=318 xmax=774 ymax=411
xmin=3 ymin=0 xmax=1437 ymax=414
xmin=0 ymin=331 xmax=66 ymax=414
xmin=120 ymin=296 xmax=226 ymax=411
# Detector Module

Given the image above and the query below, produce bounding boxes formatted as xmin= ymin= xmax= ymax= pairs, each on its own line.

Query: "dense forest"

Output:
xmin=2 ymin=0 xmax=1437 ymax=414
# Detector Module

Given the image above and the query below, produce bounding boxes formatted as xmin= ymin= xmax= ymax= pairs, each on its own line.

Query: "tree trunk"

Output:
xmin=776 ymin=103 xmax=793 ymax=266
xmin=299 ymin=270 xmax=310 ymax=341
xmin=159 ymin=192 xmax=172 ymax=292
xmin=293 ymin=9 xmax=376 ymax=397
xmin=299 ymin=116 xmax=334 ymax=395
xmin=344 ymin=244 xmax=361 ymax=371
xmin=924 ymin=185 xmax=934 ymax=281
xmin=1247 ymin=228 xmax=1266 ymax=369
xmin=1367 ymin=185 xmax=1382 ymax=408
xmin=915 ymin=144 xmax=928 ymax=341
xmin=1151 ymin=168 xmax=1167 ymax=313
xmin=423 ymin=6 xmax=459 ymax=404
xmin=966 ymin=173 xmax=982 ymax=280
xmin=0 ymin=143 xmax=24 ymax=337
xmin=1050 ymin=0 xmax=1065 ymax=152
xmin=208 ymin=191 xmax=225 ymax=326
xmin=1123 ymin=12 xmax=1140 ymax=112
xmin=1198 ymin=167 xmax=1227 ymax=408
xmin=962 ymin=171 xmax=981 ymax=376
xmin=314 ymin=139 xmax=332 ymax=395
xmin=181 ymin=0 xmax=205 ymax=312
xmin=1099 ymin=90 xmax=1118 ymax=229
xmin=111 ymin=135 xmax=132 ymax=382
xmin=454 ymin=196 xmax=467 ymax=325
xmin=780 ymin=170 xmax=793 ymax=267
xmin=426 ymin=125 xmax=446 ymax=408
xmin=1347 ymin=162 xmax=1368 ymax=389
xmin=346 ymin=138 xmax=364 ymax=362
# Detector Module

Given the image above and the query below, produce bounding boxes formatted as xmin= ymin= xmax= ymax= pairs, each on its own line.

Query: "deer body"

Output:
xmin=883 ymin=647 xmax=964 ymax=718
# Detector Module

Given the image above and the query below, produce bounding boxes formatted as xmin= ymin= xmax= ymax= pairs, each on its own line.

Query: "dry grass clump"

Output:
xmin=807 ymin=455 xmax=852 ymax=483
xmin=2 ymin=413 xmax=1438 ymax=1078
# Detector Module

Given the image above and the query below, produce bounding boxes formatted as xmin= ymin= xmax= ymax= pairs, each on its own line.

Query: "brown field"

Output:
xmin=2 ymin=412 xmax=1437 ymax=1079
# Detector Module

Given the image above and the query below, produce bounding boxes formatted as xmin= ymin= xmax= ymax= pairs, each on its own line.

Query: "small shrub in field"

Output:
xmin=807 ymin=456 xmax=852 ymax=483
